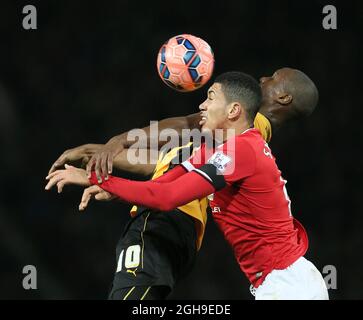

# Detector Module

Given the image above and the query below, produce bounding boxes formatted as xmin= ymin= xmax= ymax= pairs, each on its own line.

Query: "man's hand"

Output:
xmin=48 ymin=144 xmax=102 ymax=175
xmin=86 ymin=140 xmax=125 ymax=182
xmin=45 ymin=164 xmax=90 ymax=193
xmin=79 ymin=185 xmax=115 ymax=211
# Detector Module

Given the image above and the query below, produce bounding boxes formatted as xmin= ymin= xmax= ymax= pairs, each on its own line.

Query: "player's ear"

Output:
xmin=228 ymin=102 xmax=242 ymax=120
xmin=276 ymin=93 xmax=293 ymax=105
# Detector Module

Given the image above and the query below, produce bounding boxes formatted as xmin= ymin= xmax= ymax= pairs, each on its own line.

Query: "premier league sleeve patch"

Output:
xmin=207 ymin=152 xmax=232 ymax=173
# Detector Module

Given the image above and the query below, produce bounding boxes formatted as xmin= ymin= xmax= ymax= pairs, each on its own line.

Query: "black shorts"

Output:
xmin=108 ymin=208 xmax=197 ymax=299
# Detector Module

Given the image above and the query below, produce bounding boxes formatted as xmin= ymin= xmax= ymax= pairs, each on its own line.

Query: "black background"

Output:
xmin=0 ymin=0 xmax=361 ymax=299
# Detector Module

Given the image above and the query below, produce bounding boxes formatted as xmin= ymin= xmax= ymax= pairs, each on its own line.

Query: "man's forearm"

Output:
xmin=103 ymin=132 xmax=128 ymax=148
xmin=81 ymin=143 xmax=104 ymax=156
xmin=79 ymin=143 xmax=155 ymax=176
xmin=113 ymin=148 xmax=157 ymax=176
xmin=106 ymin=113 xmax=201 ymax=150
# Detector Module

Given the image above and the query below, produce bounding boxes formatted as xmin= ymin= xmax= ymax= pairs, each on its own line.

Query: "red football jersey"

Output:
xmin=182 ymin=128 xmax=308 ymax=287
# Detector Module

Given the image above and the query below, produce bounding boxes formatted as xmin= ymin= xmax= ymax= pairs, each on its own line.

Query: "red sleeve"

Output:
xmin=217 ymin=138 xmax=255 ymax=183
xmin=89 ymin=170 xmax=215 ymax=212
xmin=180 ymin=143 xmax=214 ymax=172
xmin=195 ymin=137 xmax=256 ymax=186
xmin=150 ymin=165 xmax=187 ymax=183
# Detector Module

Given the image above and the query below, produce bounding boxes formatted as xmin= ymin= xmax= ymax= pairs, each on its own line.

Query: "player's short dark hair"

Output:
xmin=287 ymin=69 xmax=319 ymax=117
xmin=215 ymin=71 xmax=262 ymax=124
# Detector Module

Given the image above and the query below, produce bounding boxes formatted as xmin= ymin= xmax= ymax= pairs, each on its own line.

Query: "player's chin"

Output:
xmin=201 ymin=126 xmax=213 ymax=143
xmin=201 ymin=122 xmax=211 ymax=132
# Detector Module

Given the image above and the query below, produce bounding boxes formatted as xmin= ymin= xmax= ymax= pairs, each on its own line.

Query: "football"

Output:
xmin=156 ymin=34 xmax=214 ymax=92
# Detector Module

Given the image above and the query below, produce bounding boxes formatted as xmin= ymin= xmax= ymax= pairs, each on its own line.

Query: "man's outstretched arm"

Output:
xmin=86 ymin=113 xmax=201 ymax=180
xmin=112 ymin=148 xmax=157 ymax=177
xmin=48 ymin=144 xmax=157 ymax=177
xmin=47 ymin=113 xmax=200 ymax=177
xmin=118 ymin=113 xmax=201 ymax=148
xmin=45 ymin=160 xmax=224 ymax=212
xmin=86 ymin=167 xmax=217 ymax=211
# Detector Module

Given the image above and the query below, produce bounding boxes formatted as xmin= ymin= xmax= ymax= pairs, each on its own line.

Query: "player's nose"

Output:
xmin=199 ymin=102 xmax=207 ymax=111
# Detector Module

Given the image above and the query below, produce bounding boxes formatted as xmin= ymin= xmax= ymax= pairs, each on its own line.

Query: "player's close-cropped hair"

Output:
xmin=287 ymin=69 xmax=319 ymax=118
xmin=215 ymin=71 xmax=262 ymax=124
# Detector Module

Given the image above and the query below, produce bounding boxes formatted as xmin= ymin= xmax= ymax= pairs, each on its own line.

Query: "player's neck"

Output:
xmin=221 ymin=121 xmax=250 ymax=142
xmin=259 ymin=102 xmax=293 ymax=131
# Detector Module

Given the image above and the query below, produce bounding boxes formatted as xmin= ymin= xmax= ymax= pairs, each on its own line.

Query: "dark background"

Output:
xmin=0 ymin=0 xmax=361 ymax=299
